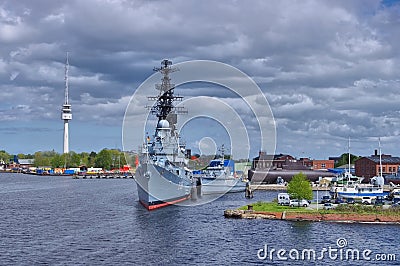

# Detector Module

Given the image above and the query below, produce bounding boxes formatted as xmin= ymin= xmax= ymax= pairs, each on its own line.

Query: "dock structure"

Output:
xmin=250 ymin=184 xmax=391 ymax=192
xmin=73 ymin=173 xmax=134 ymax=179
xmin=250 ymin=184 xmax=329 ymax=191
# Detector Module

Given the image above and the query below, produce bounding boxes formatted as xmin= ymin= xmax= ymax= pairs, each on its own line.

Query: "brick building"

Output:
xmin=355 ymin=150 xmax=400 ymax=180
xmin=252 ymin=152 xmax=300 ymax=170
xmin=252 ymin=152 xmax=274 ymax=170
xmin=312 ymin=160 xmax=335 ymax=170
xmin=252 ymin=152 xmax=331 ymax=171
xmin=249 ymin=152 xmax=335 ymax=183
xmin=298 ymin=158 xmax=313 ymax=168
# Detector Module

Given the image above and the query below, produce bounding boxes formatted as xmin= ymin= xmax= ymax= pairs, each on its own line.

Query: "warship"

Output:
xmin=135 ymin=59 xmax=193 ymax=210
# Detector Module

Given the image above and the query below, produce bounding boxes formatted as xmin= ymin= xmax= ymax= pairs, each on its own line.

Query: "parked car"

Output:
xmin=346 ymin=198 xmax=355 ymax=204
xmin=362 ymin=197 xmax=372 ymax=205
xmin=289 ymin=199 xmax=310 ymax=207
xmin=324 ymin=203 xmax=334 ymax=210
xmin=391 ymin=202 xmax=400 ymax=208
xmin=334 ymin=198 xmax=344 ymax=204
xmin=321 ymin=195 xmax=331 ymax=204
xmin=392 ymin=198 xmax=400 ymax=204
xmin=375 ymin=196 xmax=384 ymax=206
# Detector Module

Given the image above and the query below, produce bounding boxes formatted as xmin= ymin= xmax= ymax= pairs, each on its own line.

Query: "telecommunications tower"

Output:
xmin=61 ymin=53 xmax=72 ymax=154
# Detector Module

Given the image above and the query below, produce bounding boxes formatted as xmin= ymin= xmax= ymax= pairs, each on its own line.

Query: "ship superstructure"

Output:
xmin=135 ymin=59 xmax=192 ymax=210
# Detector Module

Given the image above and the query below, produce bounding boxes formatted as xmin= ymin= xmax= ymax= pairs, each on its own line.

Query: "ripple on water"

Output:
xmin=0 ymin=173 xmax=399 ymax=265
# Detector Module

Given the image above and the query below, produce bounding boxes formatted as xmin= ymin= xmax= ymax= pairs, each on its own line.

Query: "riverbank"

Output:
xmin=224 ymin=202 xmax=400 ymax=224
xmin=250 ymin=184 xmax=392 ymax=192
xmin=251 ymin=184 xmax=329 ymax=191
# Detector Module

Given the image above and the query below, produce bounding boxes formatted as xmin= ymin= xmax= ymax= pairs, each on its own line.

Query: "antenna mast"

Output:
xmin=64 ymin=52 xmax=69 ymax=105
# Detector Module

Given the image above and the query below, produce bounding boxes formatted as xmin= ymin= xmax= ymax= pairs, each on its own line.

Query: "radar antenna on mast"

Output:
xmin=147 ymin=60 xmax=187 ymax=129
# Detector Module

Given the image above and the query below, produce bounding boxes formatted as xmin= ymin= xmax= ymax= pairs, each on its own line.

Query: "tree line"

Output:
xmin=334 ymin=153 xmax=360 ymax=168
xmin=0 ymin=149 xmax=361 ymax=170
xmin=0 ymin=149 xmax=134 ymax=170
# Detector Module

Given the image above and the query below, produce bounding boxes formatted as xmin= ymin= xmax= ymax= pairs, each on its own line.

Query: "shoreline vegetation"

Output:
xmin=224 ymin=202 xmax=400 ymax=224
xmin=0 ymin=149 xmax=132 ymax=170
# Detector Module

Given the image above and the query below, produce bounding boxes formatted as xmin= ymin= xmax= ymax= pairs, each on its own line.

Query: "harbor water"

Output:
xmin=0 ymin=173 xmax=398 ymax=265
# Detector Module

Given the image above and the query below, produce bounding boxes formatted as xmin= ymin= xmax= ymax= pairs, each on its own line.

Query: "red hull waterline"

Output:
xmin=140 ymin=195 xmax=191 ymax=211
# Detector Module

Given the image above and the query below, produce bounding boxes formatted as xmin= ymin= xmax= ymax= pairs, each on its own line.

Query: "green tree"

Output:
xmin=119 ymin=151 xmax=127 ymax=167
xmin=95 ymin=149 xmax=112 ymax=170
xmin=335 ymin=153 xmax=359 ymax=168
xmin=18 ymin=153 xmax=34 ymax=159
xmin=0 ymin=150 xmax=11 ymax=163
xmin=51 ymin=153 xmax=64 ymax=168
xmin=79 ymin=152 xmax=89 ymax=167
xmin=69 ymin=151 xmax=81 ymax=167
xmin=88 ymin=151 xmax=97 ymax=167
xmin=17 ymin=153 xmax=26 ymax=159
xmin=287 ymin=172 xmax=313 ymax=203
xmin=109 ymin=149 xmax=127 ymax=169
xmin=34 ymin=151 xmax=52 ymax=167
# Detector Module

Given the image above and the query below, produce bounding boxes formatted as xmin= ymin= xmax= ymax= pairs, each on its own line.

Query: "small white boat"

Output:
xmin=330 ymin=138 xmax=387 ymax=200
xmin=198 ymin=146 xmax=247 ymax=195
xmin=331 ymin=183 xmax=386 ymax=199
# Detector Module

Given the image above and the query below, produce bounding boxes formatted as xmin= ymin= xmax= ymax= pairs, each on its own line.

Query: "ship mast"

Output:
xmin=220 ymin=144 xmax=225 ymax=164
xmin=379 ymin=137 xmax=382 ymax=177
xmin=148 ymin=59 xmax=187 ymax=131
xmin=348 ymin=137 xmax=351 ymax=175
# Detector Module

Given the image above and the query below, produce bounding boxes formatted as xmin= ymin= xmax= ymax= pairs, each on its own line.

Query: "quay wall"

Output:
xmin=224 ymin=210 xmax=400 ymax=224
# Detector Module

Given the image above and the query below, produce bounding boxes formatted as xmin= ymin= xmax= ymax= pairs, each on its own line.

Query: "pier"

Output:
xmin=73 ymin=173 xmax=134 ymax=179
xmin=250 ymin=184 xmax=329 ymax=191
xmin=250 ymin=184 xmax=392 ymax=192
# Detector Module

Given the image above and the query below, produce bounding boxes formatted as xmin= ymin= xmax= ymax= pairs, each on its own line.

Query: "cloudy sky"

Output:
xmin=1 ymin=0 xmax=400 ymax=159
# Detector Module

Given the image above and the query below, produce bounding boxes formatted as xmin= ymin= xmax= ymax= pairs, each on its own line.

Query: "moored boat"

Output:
xmin=330 ymin=138 xmax=388 ymax=200
xmin=134 ymin=60 xmax=193 ymax=210
xmin=197 ymin=145 xmax=247 ymax=195
xmin=385 ymin=171 xmax=400 ymax=185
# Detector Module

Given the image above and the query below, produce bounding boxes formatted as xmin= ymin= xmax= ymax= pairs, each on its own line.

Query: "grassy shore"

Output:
xmin=239 ymin=201 xmax=400 ymax=216
xmin=238 ymin=201 xmax=312 ymax=213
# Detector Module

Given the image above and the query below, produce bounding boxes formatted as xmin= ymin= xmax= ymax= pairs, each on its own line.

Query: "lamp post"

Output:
xmin=317 ymin=177 xmax=321 ymax=211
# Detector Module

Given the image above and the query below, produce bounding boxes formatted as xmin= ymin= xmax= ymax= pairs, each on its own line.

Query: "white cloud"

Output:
xmin=0 ymin=0 xmax=400 ymax=156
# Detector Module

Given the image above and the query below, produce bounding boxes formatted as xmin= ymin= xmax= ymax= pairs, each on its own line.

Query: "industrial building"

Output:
xmin=355 ymin=150 xmax=400 ymax=181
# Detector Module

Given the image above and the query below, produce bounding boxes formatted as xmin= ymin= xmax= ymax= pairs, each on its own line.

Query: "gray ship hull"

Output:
xmin=201 ymin=177 xmax=246 ymax=195
xmin=135 ymin=163 xmax=192 ymax=210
